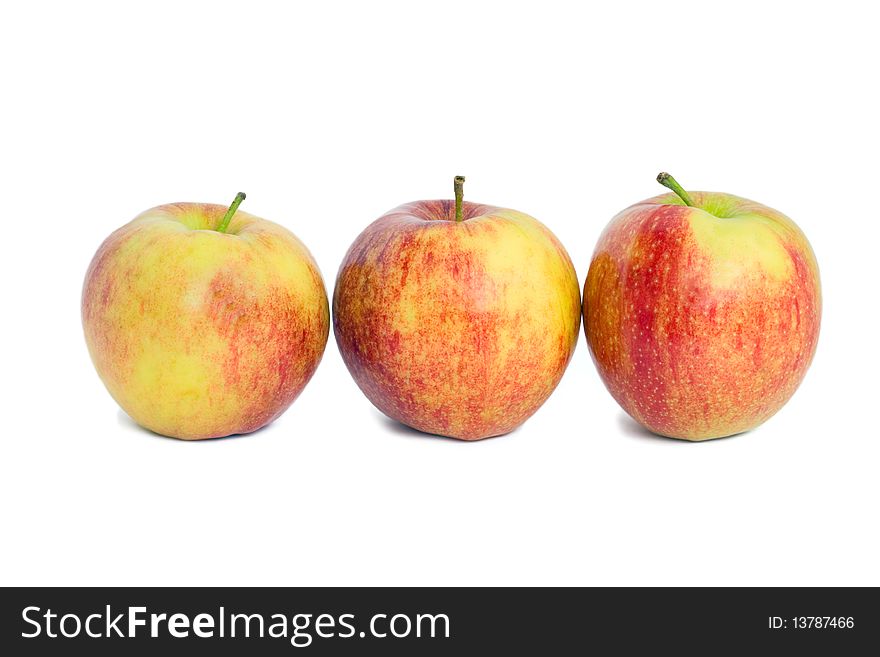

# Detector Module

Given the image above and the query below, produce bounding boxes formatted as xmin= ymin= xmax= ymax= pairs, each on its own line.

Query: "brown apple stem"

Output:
xmin=217 ymin=192 xmax=247 ymax=233
xmin=656 ymin=173 xmax=694 ymax=207
xmin=454 ymin=176 xmax=465 ymax=222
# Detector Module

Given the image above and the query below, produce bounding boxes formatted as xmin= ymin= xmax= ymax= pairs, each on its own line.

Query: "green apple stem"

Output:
xmin=656 ymin=172 xmax=694 ymax=207
xmin=216 ymin=192 xmax=247 ymax=233
xmin=454 ymin=176 xmax=465 ymax=222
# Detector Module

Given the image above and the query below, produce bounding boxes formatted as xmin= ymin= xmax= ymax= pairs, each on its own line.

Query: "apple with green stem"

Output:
xmin=333 ymin=176 xmax=582 ymax=440
xmin=82 ymin=193 xmax=330 ymax=440
xmin=584 ymin=173 xmax=821 ymax=440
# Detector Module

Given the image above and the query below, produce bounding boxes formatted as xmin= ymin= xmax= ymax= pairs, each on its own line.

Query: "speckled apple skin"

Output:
xmin=584 ymin=191 xmax=821 ymax=440
xmin=82 ymin=203 xmax=329 ymax=440
xmin=333 ymin=200 xmax=581 ymax=440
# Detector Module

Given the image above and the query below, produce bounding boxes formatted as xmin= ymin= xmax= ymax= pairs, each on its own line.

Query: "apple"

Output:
xmin=333 ymin=177 xmax=581 ymax=440
xmin=584 ymin=173 xmax=821 ymax=440
xmin=82 ymin=193 xmax=330 ymax=440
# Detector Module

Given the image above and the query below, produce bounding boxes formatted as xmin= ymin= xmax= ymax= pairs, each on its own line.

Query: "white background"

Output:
xmin=2 ymin=0 xmax=878 ymax=586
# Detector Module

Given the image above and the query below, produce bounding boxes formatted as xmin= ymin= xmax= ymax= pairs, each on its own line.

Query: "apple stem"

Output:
xmin=656 ymin=173 xmax=694 ymax=207
xmin=454 ymin=176 xmax=465 ymax=222
xmin=216 ymin=192 xmax=247 ymax=233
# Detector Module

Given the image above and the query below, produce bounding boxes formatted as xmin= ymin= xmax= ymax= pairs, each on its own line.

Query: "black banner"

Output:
xmin=1 ymin=587 xmax=875 ymax=654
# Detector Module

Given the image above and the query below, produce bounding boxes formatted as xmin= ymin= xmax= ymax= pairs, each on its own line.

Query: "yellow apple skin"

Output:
xmin=584 ymin=191 xmax=821 ymax=440
xmin=82 ymin=202 xmax=329 ymax=440
xmin=333 ymin=200 xmax=581 ymax=440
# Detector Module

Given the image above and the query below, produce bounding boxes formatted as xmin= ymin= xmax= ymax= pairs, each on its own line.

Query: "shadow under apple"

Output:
xmin=616 ymin=412 xmax=752 ymax=443
xmin=115 ymin=409 xmax=276 ymax=443
xmin=373 ymin=411 xmax=519 ymax=443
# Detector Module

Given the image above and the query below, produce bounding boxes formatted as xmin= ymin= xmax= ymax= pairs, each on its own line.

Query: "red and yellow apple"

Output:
xmin=82 ymin=194 xmax=330 ymax=440
xmin=584 ymin=173 xmax=821 ymax=440
xmin=333 ymin=177 xmax=581 ymax=440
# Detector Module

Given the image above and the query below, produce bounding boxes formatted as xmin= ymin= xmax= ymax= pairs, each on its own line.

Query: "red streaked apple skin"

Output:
xmin=82 ymin=202 xmax=330 ymax=440
xmin=333 ymin=200 xmax=581 ymax=441
xmin=584 ymin=192 xmax=821 ymax=440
